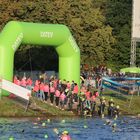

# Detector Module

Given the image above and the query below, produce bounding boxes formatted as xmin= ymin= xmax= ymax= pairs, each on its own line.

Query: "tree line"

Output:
xmin=0 ymin=0 xmax=132 ymax=71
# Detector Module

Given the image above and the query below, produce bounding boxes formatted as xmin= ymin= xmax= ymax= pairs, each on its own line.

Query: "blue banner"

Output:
xmin=102 ymin=78 xmax=130 ymax=95
xmin=104 ymin=77 xmax=140 ymax=86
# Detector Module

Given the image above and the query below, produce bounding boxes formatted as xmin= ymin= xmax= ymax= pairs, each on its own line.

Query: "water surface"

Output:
xmin=0 ymin=116 xmax=140 ymax=140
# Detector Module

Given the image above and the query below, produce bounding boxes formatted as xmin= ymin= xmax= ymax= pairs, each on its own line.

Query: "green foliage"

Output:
xmin=0 ymin=0 xmax=132 ymax=71
xmin=105 ymin=0 xmax=132 ymax=70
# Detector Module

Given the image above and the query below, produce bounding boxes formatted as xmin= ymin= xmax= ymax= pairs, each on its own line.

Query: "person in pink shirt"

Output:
xmin=85 ymin=88 xmax=91 ymax=100
xmin=13 ymin=75 xmax=17 ymax=84
xmin=60 ymin=130 xmax=71 ymax=140
xmin=26 ymin=77 xmax=33 ymax=90
xmin=55 ymin=88 xmax=60 ymax=107
xmin=35 ymin=79 xmax=40 ymax=86
xmin=72 ymin=83 xmax=79 ymax=102
xmin=49 ymin=84 xmax=55 ymax=104
xmin=13 ymin=76 xmax=21 ymax=86
xmin=60 ymin=92 xmax=66 ymax=110
xmin=33 ymin=83 xmax=39 ymax=97
xmin=20 ymin=76 xmax=27 ymax=88
xmin=53 ymin=78 xmax=58 ymax=90
xmin=95 ymin=91 xmax=99 ymax=97
xmin=91 ymin=94 xmax=96 ymax=102
xmin=43 ymin=82 xmax=49 ymax=102
xmin=39 ymin=82 xmax=45 ymax=101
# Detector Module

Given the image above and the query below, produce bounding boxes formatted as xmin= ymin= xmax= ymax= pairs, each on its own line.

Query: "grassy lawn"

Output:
xmin=0 ymin=96 xmax=75 ymax=117
xmin=102 ymin=89 xmax=140 ymax=115
xmin=0 ymin=90 xmax=140 ymax=117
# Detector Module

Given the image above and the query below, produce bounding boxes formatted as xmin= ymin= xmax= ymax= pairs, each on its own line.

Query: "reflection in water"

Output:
xmin=0 ymin=117 xmax=140 ymax=140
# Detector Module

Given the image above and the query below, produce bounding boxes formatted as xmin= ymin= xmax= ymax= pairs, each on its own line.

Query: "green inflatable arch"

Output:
xmin=0 ymin=21 xmax=80 ymax=95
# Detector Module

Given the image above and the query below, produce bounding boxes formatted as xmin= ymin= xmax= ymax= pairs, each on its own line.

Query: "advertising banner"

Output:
xmin=1 ymin=79 xmax=31 ymax=100
xmin=102 ymin=78 xmax=130 ymax=95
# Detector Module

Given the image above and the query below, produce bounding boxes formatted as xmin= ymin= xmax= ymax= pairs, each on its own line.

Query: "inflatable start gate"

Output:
xmin=0 ymin=21 xmax=80 ymax=95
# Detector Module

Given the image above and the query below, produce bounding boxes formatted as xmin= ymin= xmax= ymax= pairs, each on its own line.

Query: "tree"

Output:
xmin=105 ymin=0 xmax=132 ymax=70
xmin=0 ymin=0 xmax=116 ymax=71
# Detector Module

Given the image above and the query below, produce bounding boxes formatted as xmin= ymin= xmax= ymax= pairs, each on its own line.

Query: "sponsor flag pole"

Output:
xmin=25 ymin=93 xmax=31 ymax=112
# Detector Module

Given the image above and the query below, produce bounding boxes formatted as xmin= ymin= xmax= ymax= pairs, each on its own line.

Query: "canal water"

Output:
xmin=0 ymin=116 xmax=140 ymax=140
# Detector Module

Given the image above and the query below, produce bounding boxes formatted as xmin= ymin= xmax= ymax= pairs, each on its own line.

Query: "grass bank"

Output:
xmin=0 ymin=96 xmax=75 ymax=117
xmin=0 ymin=90 xmax=140 ymax=117
xmin=102 ymin=89 xmax=140 ymax=116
